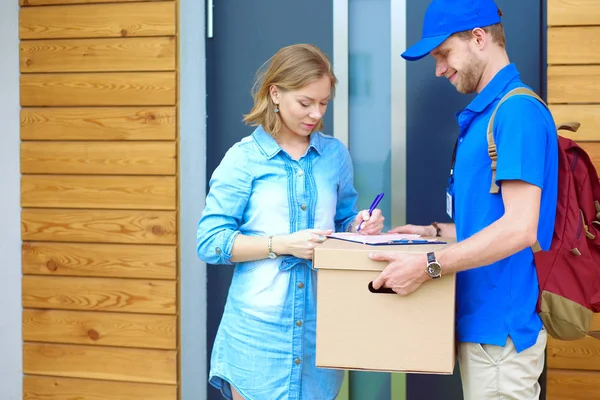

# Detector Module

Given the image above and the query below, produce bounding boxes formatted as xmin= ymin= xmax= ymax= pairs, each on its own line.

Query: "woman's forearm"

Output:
xmin=230 ymin=234 xmax=288 ymax=263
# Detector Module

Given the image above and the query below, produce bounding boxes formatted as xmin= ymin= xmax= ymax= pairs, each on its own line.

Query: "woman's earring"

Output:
xmin=274 ymin=105 xmax=279 ymax=113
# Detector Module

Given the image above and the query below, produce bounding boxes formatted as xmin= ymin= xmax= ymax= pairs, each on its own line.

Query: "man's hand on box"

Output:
xmin=388 ymin=224 xmax=437 ymax=237
xmin=369 ymin=252 xmax=429 ymax=296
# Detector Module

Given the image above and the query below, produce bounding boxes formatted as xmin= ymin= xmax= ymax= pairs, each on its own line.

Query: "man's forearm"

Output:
xmin=436 ymin=217 xmax=536 ymax=274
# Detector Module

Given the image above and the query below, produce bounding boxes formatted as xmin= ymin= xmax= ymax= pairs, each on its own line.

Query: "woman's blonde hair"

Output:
xmin=243 ymin=44 xmax=337 ymax=135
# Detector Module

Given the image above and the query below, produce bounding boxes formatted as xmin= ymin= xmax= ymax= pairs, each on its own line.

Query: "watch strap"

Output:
xmin=427 ymin=251 xmax=436 ymax=264
xmin=268 ymin=236 xmax=274 ymax=254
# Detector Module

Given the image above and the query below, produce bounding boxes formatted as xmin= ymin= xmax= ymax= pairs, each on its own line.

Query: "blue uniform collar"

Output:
xmin=466 ymin=63 xmax=521 ymax=113
xmin=252 ymin=125 xmax=323 ymax=159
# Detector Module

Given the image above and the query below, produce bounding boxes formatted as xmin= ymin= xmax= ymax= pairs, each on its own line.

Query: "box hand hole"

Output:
xmin=368 ymin=281 xmax=395 ymax=294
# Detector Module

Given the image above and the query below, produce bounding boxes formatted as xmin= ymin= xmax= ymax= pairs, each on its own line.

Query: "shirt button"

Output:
xmin=297 ymin=282 xmax=305 ymax=289
xmin=296 ymin=320 xmax=303 ymax=327
xmin=459 ymin=138 xmax=464 ymax=143
xmin=294 ymin=358 xmax=301 ymax=365
xmin=301 ymin=204 xmax=307 ymax=210
xmin=215 ymin=247 xmax=221 ymax=255
xmin=298 ymin=170 xmax=304 ymax=177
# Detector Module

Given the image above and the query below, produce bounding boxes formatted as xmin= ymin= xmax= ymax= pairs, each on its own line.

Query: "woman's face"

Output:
xmin=270 ymin=75 xmax=331 ymax=139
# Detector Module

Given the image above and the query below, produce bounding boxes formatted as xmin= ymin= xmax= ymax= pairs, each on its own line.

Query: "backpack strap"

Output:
xmin=486 ymin=88 xmax=546 ymax=254
xmin=487 ymin=87 xmax=545 ymax=194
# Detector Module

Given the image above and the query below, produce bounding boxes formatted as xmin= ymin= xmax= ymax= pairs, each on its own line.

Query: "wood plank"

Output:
xmin=21 ymin=175 xmax=176 ymax=210
xmin=23 ymin=309 xmax=176 ymax=349
xmin=548 ymin=27 xmax=600 ymax=65
xmin=21 ymin=37 xmax=176 ymax=73
xmin=23 ymin=376 xmax=177 ymax=400
xmin=20 ymin=107 xmax=176 ymax=141
xmin=548 ymin=0 xmax=600 ymax=26
xmin=578 ymin=142 xmax=600 ymax=173
xmin=546 ymin=369 xmax=600 ymax=400
xmin=21 ymin=141 xmax=176 ymax=175
xmin=23 ymin=342 xmax=177 ymax=384
xmin=591 ymin=313 xmax=600 ymax=332
xmin=22 ymin=276 xmax=176 ymax=314
xmin=19 ymin=2 xmax=175 ymax=39
xmin=550 ymin=105 xmax=600 ymax=141
xmin=20 ymin=72 xmax=176 ymax=106
xmin=21 ymin=0 xmax=175 ymax=5
xmin=21 ymin=209 xmax=176 ymax=245
xmin=547 ymin=335 xmax=600 ymax=370
xmin=22 ymin=242 xmax=176 ymax=280
xmin=548 ymin=66 xmax=600 ymax=104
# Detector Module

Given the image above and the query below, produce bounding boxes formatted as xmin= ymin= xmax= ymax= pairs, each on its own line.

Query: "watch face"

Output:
xmin=427 ymin=262 xmax=442 ymax=277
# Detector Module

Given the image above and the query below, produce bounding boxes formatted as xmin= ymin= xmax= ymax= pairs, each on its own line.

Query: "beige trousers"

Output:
xmin=457 ymin=330 xmax=547 ymax=400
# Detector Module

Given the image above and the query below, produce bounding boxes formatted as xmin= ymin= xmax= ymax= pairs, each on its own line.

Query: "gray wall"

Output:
xmin=180 ymin=0 xmax=208 ymax=398
xmin=0 ymin=1 xmax=22 ymax=399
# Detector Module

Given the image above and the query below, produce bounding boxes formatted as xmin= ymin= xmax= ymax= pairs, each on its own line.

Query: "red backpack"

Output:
xmin=487 ymin=88 xmax=600 ymax=341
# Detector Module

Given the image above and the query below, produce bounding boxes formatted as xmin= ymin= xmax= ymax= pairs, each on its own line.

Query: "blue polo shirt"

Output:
xmin=452 ymin=64 xmax=558 ymax=352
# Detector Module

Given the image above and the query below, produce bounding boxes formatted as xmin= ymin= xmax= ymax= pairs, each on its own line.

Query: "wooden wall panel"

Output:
xmin=21 ymin=0 xmax=174 ymax=5
xmin=21 ymin=209 xmax=176 ymax=244
xmin=547 ymin=369 xmax=600 ymax=400
xmin=23 ymin=376 xmax=177 ymax=400
xmin=21 ymin=107 xmax=176 ymax=141
xmin=23 ymin=342 xmax=177 ymax=384
xmin=22 ymin=242 xmax=176 ymax=280
xmin=21 ymin=141 xmax=176 ymax=175
xmin=19 ymin=1 xmax=180 ymax=397
xmin=548 ymin=336 xmax=600 ymax=371
xmin=548 ymin=0 xmax=600 ymax=27
xmin=23 ymin=309 xmax=176 ymax=349
xmin=547 ymin=2 xmax=600 ymax=399
xmin=547 ymin=66 xmax=600 ymax=104
xmin=21 ymin=175 xmax=176 ymax=210
xmin=550 ymin=105 xmax=600 ymax=141
xmin=21 ymin=37 xmax=176 ymax=73
xmin=19 ymin=2 xmax=176 ymax=39
xmin=22 ymin=276 xmax=176 ymax=314
xmin=20 ymin=72 xmax=176 ymax=106
xmin=548 ymin=27 xmax=600 ymax=65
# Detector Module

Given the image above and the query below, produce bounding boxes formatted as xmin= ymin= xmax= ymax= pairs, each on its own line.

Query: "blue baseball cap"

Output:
xmin=402 ymin=0 xmax=501 ymax=61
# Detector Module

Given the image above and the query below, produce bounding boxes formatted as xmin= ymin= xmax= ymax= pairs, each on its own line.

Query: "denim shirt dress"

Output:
xmin=197 ymin=126 xmax=359 ymax=400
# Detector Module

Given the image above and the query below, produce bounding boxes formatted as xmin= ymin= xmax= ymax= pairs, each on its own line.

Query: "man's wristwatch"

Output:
xmin=426 ymin=252 xmax=442 ymax=279
xmin=267 ymin=236 xmax=278 ymax=259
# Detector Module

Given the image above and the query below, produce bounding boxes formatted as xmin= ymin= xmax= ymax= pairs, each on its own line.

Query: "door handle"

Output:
xmin=207 ymin=0 xmax=214 ymax=38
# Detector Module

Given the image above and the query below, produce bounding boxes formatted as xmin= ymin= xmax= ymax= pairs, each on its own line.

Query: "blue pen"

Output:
xmin=357 ymin=192 xmax=384 ymax=232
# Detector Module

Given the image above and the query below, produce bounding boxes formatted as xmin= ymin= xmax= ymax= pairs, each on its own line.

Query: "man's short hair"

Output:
xmin=454 ymin=9 xmax=506 ymax=48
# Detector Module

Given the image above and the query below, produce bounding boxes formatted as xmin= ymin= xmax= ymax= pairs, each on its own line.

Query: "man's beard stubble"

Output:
xmin=454 ymin=53 xmax=484 ymax=94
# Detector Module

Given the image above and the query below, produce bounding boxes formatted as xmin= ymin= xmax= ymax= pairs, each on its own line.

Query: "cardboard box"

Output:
xmin=314 ymin=238 xmax=456 ymax=374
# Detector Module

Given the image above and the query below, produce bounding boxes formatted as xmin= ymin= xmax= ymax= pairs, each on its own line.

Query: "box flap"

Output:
xmin=313 ymin=237 xmax=454 ymax=271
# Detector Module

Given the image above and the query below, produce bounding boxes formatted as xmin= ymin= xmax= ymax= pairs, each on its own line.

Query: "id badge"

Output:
xmin=446 ymin=188 xmax=453 ymax=219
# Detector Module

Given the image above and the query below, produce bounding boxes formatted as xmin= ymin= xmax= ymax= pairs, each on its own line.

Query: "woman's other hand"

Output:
xmin=275 ymin=229 xmax=332 ymax=260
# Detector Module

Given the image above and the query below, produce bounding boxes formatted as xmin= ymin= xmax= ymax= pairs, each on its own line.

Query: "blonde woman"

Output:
xmin=197 ymin=44 xmax=384 ymax=400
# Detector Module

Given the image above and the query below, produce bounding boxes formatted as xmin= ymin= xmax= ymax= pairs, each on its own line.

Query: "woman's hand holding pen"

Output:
xmin=274 ymin=229 xmax=333 ymax=260
xmin=353 ymin=209 xmax=384 ymax=235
